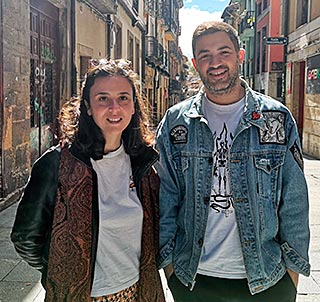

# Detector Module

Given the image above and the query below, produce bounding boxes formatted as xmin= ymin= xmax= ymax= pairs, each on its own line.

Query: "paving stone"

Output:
xmin=4 ymin=261 xmax=41 ymax=283
xmin=0 ymin=281 xmax=37 ymax=302
xmin=0 ymin=259 xmax=19 ymax=281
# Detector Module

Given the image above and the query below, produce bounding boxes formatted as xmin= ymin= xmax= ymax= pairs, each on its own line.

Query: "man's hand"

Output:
xmin=287 ymin=269 xmax=299 ymax=288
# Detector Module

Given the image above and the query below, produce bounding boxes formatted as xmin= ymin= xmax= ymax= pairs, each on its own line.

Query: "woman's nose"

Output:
xmin=107 ymin=99 xmax=120 ymax=110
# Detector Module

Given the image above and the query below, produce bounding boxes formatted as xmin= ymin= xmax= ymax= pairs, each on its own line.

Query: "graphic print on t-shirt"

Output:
xmin=210 ymin=123 xmax=234 ymax=217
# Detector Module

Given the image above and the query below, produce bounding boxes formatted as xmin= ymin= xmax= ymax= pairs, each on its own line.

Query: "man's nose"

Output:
xmin=209 ymin=55 xmax=222 ymax=67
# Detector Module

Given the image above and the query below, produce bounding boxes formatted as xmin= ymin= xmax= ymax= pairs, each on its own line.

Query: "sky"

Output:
xmin=179 ymin=0 xmax=230 ymax=60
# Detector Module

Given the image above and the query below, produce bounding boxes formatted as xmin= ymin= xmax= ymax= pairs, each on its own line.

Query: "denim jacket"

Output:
xmin=156 ymin=80 xmax=310 ymax=295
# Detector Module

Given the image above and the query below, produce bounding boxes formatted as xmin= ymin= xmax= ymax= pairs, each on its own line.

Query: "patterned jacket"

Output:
xmin=11 ymin=144 xmax=165 ymax=302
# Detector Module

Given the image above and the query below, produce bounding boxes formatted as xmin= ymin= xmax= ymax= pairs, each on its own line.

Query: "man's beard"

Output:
xmin=200 ymin=63 xmax=240 ymax=96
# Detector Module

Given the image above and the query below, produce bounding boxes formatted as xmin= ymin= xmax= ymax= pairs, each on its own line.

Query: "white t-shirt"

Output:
xmin=197 ymin=94 xmax=247 ymax=279
xmin=90 ymin=144 xmax=143 ymax=296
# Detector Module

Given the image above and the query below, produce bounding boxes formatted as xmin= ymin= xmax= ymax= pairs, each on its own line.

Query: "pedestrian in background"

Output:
xmin=11 ymin=59 xmax=165 ymax=302
xmin=156 ymin=21 xmax=310 ymax=302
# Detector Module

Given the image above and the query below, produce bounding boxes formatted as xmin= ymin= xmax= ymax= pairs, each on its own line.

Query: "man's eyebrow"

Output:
xmin=197 ymin=45 xmax=233 ymax=56
xmin=197 ymin=49 xmax=209 ymax=56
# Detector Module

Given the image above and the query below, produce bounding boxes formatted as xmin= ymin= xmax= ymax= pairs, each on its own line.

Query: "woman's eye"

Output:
xmin=99 ymin=96 xmax=108 ymax=102
xmin=119 ymin=96 xmax=129 ymax=102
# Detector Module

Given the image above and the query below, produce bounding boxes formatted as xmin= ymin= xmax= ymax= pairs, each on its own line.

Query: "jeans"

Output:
xmin=168 ymin=273 xmax=297 ymax=302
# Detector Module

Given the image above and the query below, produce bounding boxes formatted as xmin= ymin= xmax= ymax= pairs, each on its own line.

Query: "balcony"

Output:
xmin=146 ymin=36 xmax=159 ymax=61
xmin=168 ymin=41 xmax=179 ymax=58
xmin=161 ymin=3 xmax=180 ymax=41
xmin=86 ymin=0 xmax=118 ymax=14
xmin=239 ymin=11 xmax=255 ymax=40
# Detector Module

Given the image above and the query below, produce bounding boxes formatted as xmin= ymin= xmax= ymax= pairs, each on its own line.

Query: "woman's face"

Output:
xmin=88 ymin=75 xmax=135 ymax=142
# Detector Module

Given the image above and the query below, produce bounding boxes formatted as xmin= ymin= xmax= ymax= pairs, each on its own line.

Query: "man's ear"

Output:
xmin=191 ymin=58 xmax=197 ymax=70
xmin=238 ymin=48 xmax=245 ymax=64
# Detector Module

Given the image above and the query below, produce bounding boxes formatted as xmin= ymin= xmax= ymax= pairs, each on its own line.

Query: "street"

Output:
xmin=0 ymin=157 xmax=319 ymax=302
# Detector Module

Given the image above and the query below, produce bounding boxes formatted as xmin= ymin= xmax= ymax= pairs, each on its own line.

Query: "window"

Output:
xmin=261 ymin=26 xmax=267 ymax=72
xmin=263 ymin=0 xmax=268 ymax=10
xmin=127 ymin=31 xmax=134 ymax=65
xmin=277 ymin=76 xmax=283 ymax=98
xmin=80 ymin=56 xmax=91 ymax=87
xmin=256 ymin=31 xmax=261 ymax=73
xmin=133 ymin=0 xmax=139 ymax=13
xmin=296 ymin=0 xmax=309 ymax=27
xmin=135 ymin=38 xmax=140 ymax=74
xmin=114 ymin=23 xmax=122 ymax=59
xmin=257 ymin=2 xmax=262 ymax=16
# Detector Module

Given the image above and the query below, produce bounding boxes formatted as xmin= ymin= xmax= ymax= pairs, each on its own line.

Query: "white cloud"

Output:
xmin=179 ymin=7 xmax=222 ymax=60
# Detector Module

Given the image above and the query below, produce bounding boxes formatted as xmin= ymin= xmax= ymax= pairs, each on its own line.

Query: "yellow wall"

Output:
xmin=75 ymin=2 xmax=107 ymax=73
xmin=311 ymin=0 xmax=320 ymax=21
xmin=288 ymin=0 xmax=296 ymax=34
xmin=111 ymin=5 xmax=142 ymax=74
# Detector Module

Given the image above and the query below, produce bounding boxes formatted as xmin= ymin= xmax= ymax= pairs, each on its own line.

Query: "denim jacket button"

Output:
xmin=198 ymin=238 xmax=204 ymax=247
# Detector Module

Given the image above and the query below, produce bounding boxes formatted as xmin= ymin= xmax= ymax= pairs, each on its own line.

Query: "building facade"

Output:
xmin=0 ymin=0 xmax=73 ymax=209
xmin=283 ymin=0 xmax=320 ymax=158
xmin=254 ymin=0 xmax=285 ymax=101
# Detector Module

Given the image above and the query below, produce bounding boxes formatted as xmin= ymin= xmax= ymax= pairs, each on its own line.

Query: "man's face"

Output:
xmin=194 ymin=31 xmax=244 ymax=96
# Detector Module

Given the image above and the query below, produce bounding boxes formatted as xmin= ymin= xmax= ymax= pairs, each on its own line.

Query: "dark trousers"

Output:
xmin=168 ymin=273 xmax=297 ymax=302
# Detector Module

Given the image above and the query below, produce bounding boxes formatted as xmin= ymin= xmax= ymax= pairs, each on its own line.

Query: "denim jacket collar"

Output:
xmin=185 ymin=79 xmax=267 ymax=132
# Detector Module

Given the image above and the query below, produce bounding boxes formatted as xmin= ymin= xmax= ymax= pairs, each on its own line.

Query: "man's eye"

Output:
xmin=199 ymin=54 xmax=208 ymax=60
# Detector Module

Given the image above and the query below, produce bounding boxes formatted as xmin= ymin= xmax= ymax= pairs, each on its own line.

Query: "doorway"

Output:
xmin=29 ymin=0 xmax=60 ymax=163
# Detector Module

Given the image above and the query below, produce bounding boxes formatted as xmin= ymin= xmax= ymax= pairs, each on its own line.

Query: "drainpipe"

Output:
xmin=142 ymin=15 xmax=149 ymax=94
xmin=0 ymin=0 xmax=3 ymax=198
xmin=106 ymin=15 xmax=112 ymax=59
xmin=71 ymin=0 xmax=77 ymax=96
xmin=141 ymin=29 xmax=146 ymax=90
xmin=252 ymin=1 xmax=257 ymax=89
xmin=283 ymin=0 xmax=289 ymax=105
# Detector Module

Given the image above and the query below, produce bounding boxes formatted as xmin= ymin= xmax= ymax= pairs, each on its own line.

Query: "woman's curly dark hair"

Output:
xmin=59 ymin=59 xmax=154 ymax=160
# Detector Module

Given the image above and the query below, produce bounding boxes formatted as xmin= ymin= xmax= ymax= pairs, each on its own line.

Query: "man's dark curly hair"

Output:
xmin=59 ymin=59 xmax=154 ymax=160
xmin=192 ymin=21 xmax=240 ymax=58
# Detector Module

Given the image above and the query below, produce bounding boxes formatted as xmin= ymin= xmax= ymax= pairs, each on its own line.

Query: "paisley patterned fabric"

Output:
xmin=137 ymin=168 xmax=164 ymax=302
xmin=45 ymin=148 xmax=93 ymax=302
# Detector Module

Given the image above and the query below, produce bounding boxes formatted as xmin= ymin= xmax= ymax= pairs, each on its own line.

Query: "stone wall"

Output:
xmin=0 ymin=0 xmax=72 ymax=209
xmin=1 ymin=0 xmax=31 ymax=204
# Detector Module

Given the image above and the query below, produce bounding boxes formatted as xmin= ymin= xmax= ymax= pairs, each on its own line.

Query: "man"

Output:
xmin=156 ymin=21 xmax=310 ymax=302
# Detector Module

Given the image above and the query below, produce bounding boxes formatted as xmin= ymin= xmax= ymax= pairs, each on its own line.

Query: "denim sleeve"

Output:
xmin=279 ymin=115 xmax=310 ymax=276
xmin=155 ymin=117 xmax=181 ymax=269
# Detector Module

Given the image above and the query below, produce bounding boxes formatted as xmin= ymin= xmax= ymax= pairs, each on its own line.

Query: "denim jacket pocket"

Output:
xmin=254 ymin=153 xmax=285 ymax=200
xmin=253 ymin=153 xmax=285 ymax=240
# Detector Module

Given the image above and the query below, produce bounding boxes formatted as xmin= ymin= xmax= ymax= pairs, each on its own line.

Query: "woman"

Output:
xmin=11 ymin=59 xmax=165 ymax=302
